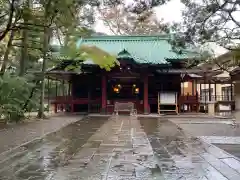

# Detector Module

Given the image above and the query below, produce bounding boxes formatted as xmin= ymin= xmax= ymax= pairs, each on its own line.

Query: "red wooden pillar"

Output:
xmin=101 ymin=75 xmax=107 ymax=113
xmin=144 ymin=75 xmax=149 ymax=114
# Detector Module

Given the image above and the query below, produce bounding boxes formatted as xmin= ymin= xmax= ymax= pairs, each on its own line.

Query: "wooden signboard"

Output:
xmin=158 ymin=92 xmax=178 ymax=114
xmin=159 ymin=92 xmax=177 ymax=104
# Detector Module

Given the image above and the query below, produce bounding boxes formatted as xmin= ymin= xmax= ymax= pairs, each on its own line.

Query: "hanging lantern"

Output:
xmin=135 ymin=88 xmax=139 ymax=94
xmin=114 ymin=87 xmax=119 ymax=93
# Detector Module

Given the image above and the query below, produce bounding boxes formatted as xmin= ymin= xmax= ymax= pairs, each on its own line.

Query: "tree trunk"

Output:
xmin=0 ymin=30 xmax=14 ymax=74
xmin=37 ymin=27 xmax=50 ymax=118
xmin=37 ymin=0 xmax=53 ymax=118
xmin=19 ymin=29 xmax=28 ymax=76
xmin=19 ymin=0 xmax=31 ymax=76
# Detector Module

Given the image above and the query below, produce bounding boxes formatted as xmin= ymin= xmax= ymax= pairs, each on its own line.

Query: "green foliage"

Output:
xmin=79 ymin=45 xmax=119 ymax=71
xmin=57 ymin=38 xmax=119 ymax=72
xmin=0 ymin=73 xmax=38 ymax=122
xmin=0 ymin=0 xmax=167 ymax=120
xmin=176 ymin=0 xmax=240 ymax=51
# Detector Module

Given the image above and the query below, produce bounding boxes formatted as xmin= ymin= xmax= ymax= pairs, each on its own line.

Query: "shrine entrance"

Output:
xmin=108 ymin=78 xmax=142 ymax=101
xmin=106 ymin=76 xmax=144 ymax=113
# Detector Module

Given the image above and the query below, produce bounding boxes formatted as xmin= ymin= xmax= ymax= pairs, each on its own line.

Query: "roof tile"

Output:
xmin=77 ymin=35 xmax=199 ymax=64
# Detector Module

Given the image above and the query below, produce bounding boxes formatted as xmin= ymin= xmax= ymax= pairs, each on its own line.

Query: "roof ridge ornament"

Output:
xmin=117 ymin=49 xmax=133 ymax=59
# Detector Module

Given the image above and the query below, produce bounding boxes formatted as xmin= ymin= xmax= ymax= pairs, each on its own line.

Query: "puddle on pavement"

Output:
xmin=0 ymin=116 xmax=107 ymax=180
xmin=139 ymin=117 xmax=188 ymax=174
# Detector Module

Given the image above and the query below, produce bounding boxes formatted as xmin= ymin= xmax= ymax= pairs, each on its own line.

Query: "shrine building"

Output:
xmin=48 ymin=35 xmax=200 ymax=114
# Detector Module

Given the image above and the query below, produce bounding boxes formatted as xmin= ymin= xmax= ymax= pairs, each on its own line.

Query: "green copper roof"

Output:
xmin=77 ymin=35 xmax=199 ymax=64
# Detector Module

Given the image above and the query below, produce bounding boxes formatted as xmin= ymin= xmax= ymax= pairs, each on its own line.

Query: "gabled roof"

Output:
xmin=77 ymin=35 xmax=199 ymax=65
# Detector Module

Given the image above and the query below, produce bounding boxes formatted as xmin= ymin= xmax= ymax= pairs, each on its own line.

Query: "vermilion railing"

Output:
xmin=178 ymin=95 xmax=199 ymax=112
xmin=51 ymin=96 xmax=101 ymax=113
xmin=51 ymin=97 xmax=147 ymax=113
xmin=52 ymin=97 xmax=101 ymax=104
xmin=179 ymin=95 xmax=199 ymax=103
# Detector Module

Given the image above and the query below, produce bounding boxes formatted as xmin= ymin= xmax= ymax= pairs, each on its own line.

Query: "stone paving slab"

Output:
xmin=0 ymin=115 xmax=240 ymax=179
xmin=201 ymin=153 xmax=240 ymax=180
xmin=173 ymin=121 xmax=240 ymax=137
xmin=199 ymin=136 xmax=240 ymax=144
xmin=222 ymin=158 xmax=240 ymax=174
xmin=164 ymin=113 xmax=234 ymax=119
xmin=174 ymin=120 xmax=235 ymax=125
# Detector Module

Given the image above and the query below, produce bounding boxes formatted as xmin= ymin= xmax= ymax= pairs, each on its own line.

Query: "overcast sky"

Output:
xmin=94 ymin=0 xmax=227 ymax=55
xmin=94 ymin=0 xmax=184 ymax=34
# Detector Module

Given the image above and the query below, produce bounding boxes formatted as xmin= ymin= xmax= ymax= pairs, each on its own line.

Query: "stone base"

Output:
xmin=100 ymin=108 xmax=107 ymax=114
xmin=208 ymin=103 xmax=215 ymax=116
xmin=233 ymin=110 xmax=240 ymax=120
xmin=144 ymin=108 xmax=150 ymax=115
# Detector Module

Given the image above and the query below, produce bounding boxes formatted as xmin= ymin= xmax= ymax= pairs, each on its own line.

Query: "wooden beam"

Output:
xmin=156 ymin=69 xmax=223 ymax=74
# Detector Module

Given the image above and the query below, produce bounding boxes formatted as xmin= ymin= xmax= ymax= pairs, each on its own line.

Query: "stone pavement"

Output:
xmin=170 ymin=115 xmax=240 ymax=163
xmin=0 ymin=115 xmax=240 ymax=179
xmin=170 ymin=117 xmax=240 ymax=137
xmin=0 ymin=115 xmax=82 ymax=153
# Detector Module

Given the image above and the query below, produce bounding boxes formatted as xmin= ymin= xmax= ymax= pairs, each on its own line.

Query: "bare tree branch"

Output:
xmin=97 ymin=6 xmax=119 ymax=35
xmin=228 ymin=12 xmax=240 ymax=27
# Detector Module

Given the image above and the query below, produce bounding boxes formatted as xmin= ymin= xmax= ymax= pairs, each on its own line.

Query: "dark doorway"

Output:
xmin=107 ymin=78 xmax=143 ymax=100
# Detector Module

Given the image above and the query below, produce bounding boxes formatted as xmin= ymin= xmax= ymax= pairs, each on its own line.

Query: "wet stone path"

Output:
xmin=0 ymin=115 xmax=81 ymax=153
xmin=0 ymin=116 xmax=240 ymax=179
